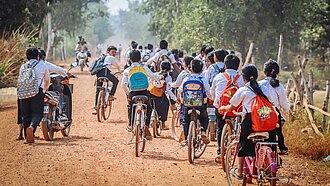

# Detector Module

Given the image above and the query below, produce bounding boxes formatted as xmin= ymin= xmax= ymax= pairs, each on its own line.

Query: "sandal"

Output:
xmin=214 ymin=155 xmax=222 ymax=164
xmin=230 ymin=168 xmax=243 ymax=180
xmin=278 ymin=149 xmax=288 ymax=155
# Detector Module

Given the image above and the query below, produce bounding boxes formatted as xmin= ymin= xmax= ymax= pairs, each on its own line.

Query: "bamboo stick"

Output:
xmin=307 ymin=104 xmax=330 ymax=117
xmin=322 ymin=80 xmax=330 ymax=130
xmin=303 ymin=100 xmax=324 ymax=138
xmin=244 ymin=42 xmax=253 ymax=66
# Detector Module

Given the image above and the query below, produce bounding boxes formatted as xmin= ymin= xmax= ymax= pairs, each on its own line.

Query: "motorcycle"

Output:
xmin=76 ymin=50 xmax=87 ymax=71
xmin=41 ymin=62 xmax=77 ymax=141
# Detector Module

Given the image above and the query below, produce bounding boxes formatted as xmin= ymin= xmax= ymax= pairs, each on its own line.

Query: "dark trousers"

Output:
xmin=17 ymin=98 xmax=22 ymax=124
xmin=275 ymin=111 xmax=288 ymax=151
xmin=128 ymin=90 xmax=152 ymax=127
xmin=20 ymin=88 xmax=44 ymax=138
xmin=151 ymin=94 xmax=169 ymax=122
xmin=215 ymin=111 xmax=234 ymax=153
xmin=183 ymin=104 xmax=209 ymax=140
xmin=95 ymin=68 xmax=119 ymax=106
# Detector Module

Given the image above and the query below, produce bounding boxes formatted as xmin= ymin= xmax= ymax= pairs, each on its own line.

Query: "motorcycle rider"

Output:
xmin=74 ymin=36 xmax=89 ymax=66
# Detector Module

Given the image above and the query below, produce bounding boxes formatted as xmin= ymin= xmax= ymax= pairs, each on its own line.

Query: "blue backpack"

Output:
xmin=128 ymin=65 xmax=149 ymax=91
xmin=182 ymin=76 xmax=206 ymax=108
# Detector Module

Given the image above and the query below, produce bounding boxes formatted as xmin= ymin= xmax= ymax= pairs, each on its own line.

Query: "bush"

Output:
xmin=285 ymin=111 xmax=330 ymax=160
xmin=0 ymin=27 xmax=37 ymax=88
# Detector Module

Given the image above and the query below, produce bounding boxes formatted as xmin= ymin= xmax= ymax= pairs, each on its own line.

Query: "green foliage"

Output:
xmin=0 ymin=27 xmax=38 ymax=88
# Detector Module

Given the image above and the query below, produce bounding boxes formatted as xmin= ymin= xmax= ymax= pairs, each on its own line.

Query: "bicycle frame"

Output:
xmin=131 ymin=102 xmax=147 ymax=128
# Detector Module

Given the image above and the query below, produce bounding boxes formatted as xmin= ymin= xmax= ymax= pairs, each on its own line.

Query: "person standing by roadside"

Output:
xmin=17 ymin=47 xmax=50 ymax=143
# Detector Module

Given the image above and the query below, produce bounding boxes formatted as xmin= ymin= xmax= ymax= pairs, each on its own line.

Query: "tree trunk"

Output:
xmin=322 ymin=80 xmax=330 ymax=130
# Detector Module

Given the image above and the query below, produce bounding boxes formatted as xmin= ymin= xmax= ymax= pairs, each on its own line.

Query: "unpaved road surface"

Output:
xmin=0 ymin=63 xmax=329 ymax=186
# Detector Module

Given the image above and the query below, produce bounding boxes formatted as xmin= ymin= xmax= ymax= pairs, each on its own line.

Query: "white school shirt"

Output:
xmin=145 ymin=49 xmax=176 ymax=67
xmin=41 ymin=60 xmax=67 ymax=77
xmin=229 ymin=82 xmax=269 ymax=113
xmin=103 ymin=54 xmax=121 ymax=72
xmin=259 ymin=77 xmax=290 ymax=112
xmin=19 ymin=59 xmax=50 ymax=93
xmin=121 ymin=62 xmax=162 ymax=95
xmin=211 ymin=69 xmax=244 ymax=108
xmin=164 ymin=75 xmax=177 ymax=102
xmin=179 ymin=74 xmax=212 ymax=99
xmin=205 ymin=62 xmax=224 ymax=85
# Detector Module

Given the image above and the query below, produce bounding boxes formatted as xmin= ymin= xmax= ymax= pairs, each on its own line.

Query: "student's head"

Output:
xmin=191 ymin=59 xmax=204 ymax=74
xmin=129 ymin=50 xmax=141 ymax=63
xmin=171 ymin=48 xmax=179 ymax=60
xmin=264 ymin=59 xmax=280 ymax=87
xmin=214 ymin=49 xmax=226 ymax=62
xmin=147 ymin=44 xmax=153 ymax=50
xmin=183 ymin=56 xmax=193 ymax=70
xmin=242 ymin=64 xmax=267 ymax=98
xmin=205 ymin=46 xmax=214 ymax=56
xmin=107 ymin=45 xmax=117 ymax=56
xmin=159 ymin=40 xmax=168 ymax=49
xmin=205 ymin=51 xmax=215 ymax=68
xmin=26 ymin=47 xmax=39 ymax=60
xmin=138 ymin=45 xmax=143 ymax=50
xmin=224 ymin=54 xmax=240 ymax=70
xmin=38 ymin=49 xmax=46 ymax=60
xmin=200 ymin=45 xmax=207 ymax=56
xmin=160 ymin=61 xmax=171 ymax=72
xmin=178 ymin=50 xmax=184 ymax=58
xmin=191 ymin=52 xmax=197 ymax=57
xmin=131 ymin=42 xmax=138 ymax=49
xmin=144 ymin=46 xmax=147 ymax=50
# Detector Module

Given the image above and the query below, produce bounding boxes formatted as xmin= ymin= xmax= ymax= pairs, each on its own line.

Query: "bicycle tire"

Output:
xmin=225 ymin=143 xmax=243 ymax=186
xmin=97 ymin=90 xmax=104 ymax=122
xmin=155 ymin=111 xmax=162 ymax=136
xmin=187 ymin=121 xmax=195 ymax=163
xmin=152 ymin=111 xmax=157 ymax=138
xmin=194 ymin=124 xmax=207 ymax=159
xmin=171 ymin=108 xmax=181 ymax=141
xmin=220 ymin=124 xmax=230 ymax=172
xmin=103 ymin=95 xmax=112 ymax=120
xmin=209 ymin=121 xmax=216 ymax=141
xmin=135 ymin=124 xmax=141 ymax=157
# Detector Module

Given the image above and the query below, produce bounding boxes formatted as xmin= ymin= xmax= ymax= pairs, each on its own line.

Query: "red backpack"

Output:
xmin=251 ymin=94 xmax=278 ymax=132
xmin=218 ymin=73 xmax=241 ymax=116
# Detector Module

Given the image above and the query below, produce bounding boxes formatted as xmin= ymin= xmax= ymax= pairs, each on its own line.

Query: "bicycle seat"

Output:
xmin=247 ymin=132 xmax=269 ymax=141
xmin=97 ymin=77 xmax=109 ymax=82
xmin=188 ymin=109 xmax=201 ymax=115
xmin=132 ymin=95 xmax=148 ymax=103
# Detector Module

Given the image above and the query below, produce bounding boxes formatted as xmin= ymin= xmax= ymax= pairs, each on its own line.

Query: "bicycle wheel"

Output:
xmin=156 ymin=112 xmax=162 ymax=136
xmin=194 ymin=123 xmax=207 ymax=159
xmin=187 ymin=121 xmax=196 ymax=163
xmin=263 ymin=148 xmax=277 ymax=186
xmin=171 ymin=107 xmax=181 ymax=141
xmin=220 ymin=124 xmax=230 ymax=172
xmin=97 ymin=90 xmax=104 ymax=122
xmin=135 ymin=124 xmax=142 ymax=157
xmin=152 ymin=110 xmax=157 ymax=138
xmin=209 ymin=121 xmax=216 ymax=141
xmin=102 ymin=94 xmax=112 ymax=120
xmin=225 ymin=143 xmax=243 ymax=186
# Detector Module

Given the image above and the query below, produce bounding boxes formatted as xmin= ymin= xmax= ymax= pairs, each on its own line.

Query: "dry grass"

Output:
xmin=0 ymin=27 xmax=37 ymax=88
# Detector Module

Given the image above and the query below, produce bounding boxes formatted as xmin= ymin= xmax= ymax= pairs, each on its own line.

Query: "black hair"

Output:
xmin=38 ymin=48 xmax=46 ymax=59
xmin=171 ymin=48 xmax=179 ymax=61
xmin=183 ymin=56 xmax=193 ymax=69
xmin=131 ymin=41 xmax=136 ymax=45
xmin=147 ymin=44 xmax=153 ymax=50
xmin=26 ymin=47 xmax=39 ymax=60
xmin=144 ymin=46 xmax=147 ymax=49
xmin=191 ymin=59 xmax=203 ymax=74
xmin=107 ymin=45 xmax=117 ymax=52
xmin=242 ymin=64 xmax=267 ymax=99
xmin=131 ymin=42 xmax=138 ymax=49
xmin=206 ymin=51 xmax=215 ymax=64
xmin=191 ymin=52 xmax=197 ymax=57
xmin=159 ymin=40 xmax=168 ymax=49
xmin=214 ymin=49 xmax=226 ymax=62
xmin=205 ymin=46 xmax=214 ymax=56
xmin=138 ymin=45 xmax=143 ymax=50
xmin=129 ymin=50 xmax=141 ymax=62
xmin=200 ymin=45 xmax=207 ymax=53
xmin=160 ymin=61 xmax=171 ymax=72
xmin=178 ymin=50 xmax=184 ymax=58
xmin=224 ymin=54 xmax=240 ymax=70
xmin=264 ymin=59 xmax=280 ymax=88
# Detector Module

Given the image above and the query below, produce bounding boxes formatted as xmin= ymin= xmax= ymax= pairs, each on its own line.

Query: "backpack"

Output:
xmin=250 ymin=88 xmax=278 ymax=132
xmin=182 ymin=76 xmax=206 ymax=108
xmin=218 ymin=73 xmax=241 ymax=116
xmin=89 ymin=54 xmax=106 ymax=75
xmin=17 ymin=61 xmax=40 ymax=99
xmin=128 ymin=65 xmax=149 ymax=91
xmin=155 ymin=52 xmax=171 ymax=72
xmin=209 ymin=63 xmax=224 ymax=85
xmin=148 ymin=75 xmax=166 ymax=97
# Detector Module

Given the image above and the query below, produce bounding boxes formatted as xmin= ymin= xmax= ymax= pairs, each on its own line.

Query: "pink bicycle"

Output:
xmin=225 ymin=124 xmax=278 ymax=186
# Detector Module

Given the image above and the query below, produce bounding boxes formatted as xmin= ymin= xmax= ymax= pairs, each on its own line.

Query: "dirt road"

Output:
xmin=0 ymin=64 xmax=329 ymax=185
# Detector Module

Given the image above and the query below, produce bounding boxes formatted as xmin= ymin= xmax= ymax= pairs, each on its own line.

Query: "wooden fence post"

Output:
xmin=277 ymin=33 xmax=283 ymax=69
xmin=322 ymin=80 xmax=330 ymax=130
xmin=308 ymin=70 xmax=314 ymax=116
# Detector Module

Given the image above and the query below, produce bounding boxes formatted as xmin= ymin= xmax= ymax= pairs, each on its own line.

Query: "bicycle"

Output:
xmin=225 ymin=126 xmax=278 ymax=186
xmin=187 ymin=108 xmax=208 ymax=163
xmin=128 ymin=95 xmax=148 ymax=157
xmin=96 ymin=72 xmax=120 ymax=122
xmin=150 ymin=97 xmax=162 ymax=138
xmin=171 ymin=102 xmax=182 ymax=141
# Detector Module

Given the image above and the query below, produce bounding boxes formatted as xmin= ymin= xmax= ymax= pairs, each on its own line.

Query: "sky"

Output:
xmin=106 ymin=0 xmax=129 ymax=15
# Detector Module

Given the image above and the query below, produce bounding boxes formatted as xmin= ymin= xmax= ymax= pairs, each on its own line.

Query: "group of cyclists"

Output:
xmin=97 ymin=39 xmax=290 ymax=178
